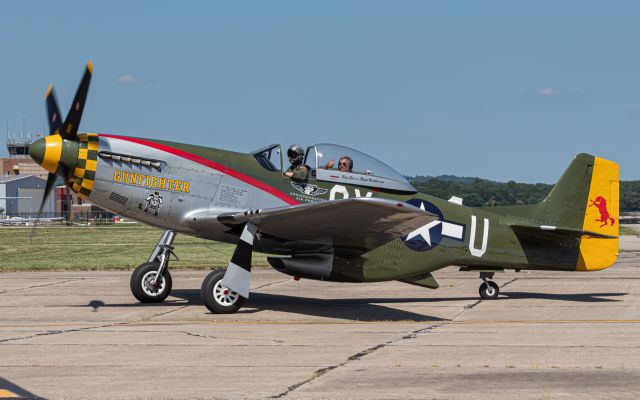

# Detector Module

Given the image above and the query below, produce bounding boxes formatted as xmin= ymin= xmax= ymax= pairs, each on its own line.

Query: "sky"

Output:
xmin=0 ymin=1 xmax=639 ymax=183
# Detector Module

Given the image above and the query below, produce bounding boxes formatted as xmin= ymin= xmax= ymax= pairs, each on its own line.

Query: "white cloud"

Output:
xmin=536 ymin=87 xmax=561 ymax=96
xmin=116 ymin=74 xmax=144 ymax=85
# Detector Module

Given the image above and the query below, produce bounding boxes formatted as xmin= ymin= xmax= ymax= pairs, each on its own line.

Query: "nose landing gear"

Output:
xmin=478 ymin=272 xmax=499 ymax=300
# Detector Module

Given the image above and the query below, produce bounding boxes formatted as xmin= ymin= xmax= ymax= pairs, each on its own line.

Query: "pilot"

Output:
xmin=284 ymin=145 xmax=309 ymax=180
xmin=324 ymin=156 xmax=353 ymax=172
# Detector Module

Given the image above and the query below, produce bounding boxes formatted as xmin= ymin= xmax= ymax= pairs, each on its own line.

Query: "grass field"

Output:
xmin=0 ymin=224 xmax=269 ymax=271
xmin=2 ymin=223 xmax=636 ymax=271
xmin=620 ymin=225 xmax=639 ymax=236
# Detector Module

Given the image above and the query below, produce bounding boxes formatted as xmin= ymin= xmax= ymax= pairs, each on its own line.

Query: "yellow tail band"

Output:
xmin=577 ymin=157 xmax=619 ymax=271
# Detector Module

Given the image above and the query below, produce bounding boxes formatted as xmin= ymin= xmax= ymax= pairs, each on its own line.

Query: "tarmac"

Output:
xmin=0 ymin=237 xmax=639 ymax=399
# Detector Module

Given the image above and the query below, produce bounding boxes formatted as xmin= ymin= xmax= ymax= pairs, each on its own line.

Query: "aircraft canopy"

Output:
xmin=305 ymin=143 xmax=416 ymax=192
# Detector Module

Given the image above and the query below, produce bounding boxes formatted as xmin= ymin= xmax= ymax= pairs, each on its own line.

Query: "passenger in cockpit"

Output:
xmin=284 ymin=144 xmax=309 ymax=180
xmin=324 ymin=156 xmax=353 ymax=172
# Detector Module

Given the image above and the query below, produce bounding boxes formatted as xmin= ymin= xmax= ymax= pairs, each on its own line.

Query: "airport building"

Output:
xmin=0 ymin=175 xmax=55 ymax=216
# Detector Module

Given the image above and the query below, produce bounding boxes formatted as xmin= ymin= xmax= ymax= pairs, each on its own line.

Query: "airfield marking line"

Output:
xmin=0 ymin=389 xmax=18 ymax=398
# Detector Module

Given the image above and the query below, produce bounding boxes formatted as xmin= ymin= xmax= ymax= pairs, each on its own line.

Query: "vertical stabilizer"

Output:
xmin=540 ymin=153 xmax=619 ymax=270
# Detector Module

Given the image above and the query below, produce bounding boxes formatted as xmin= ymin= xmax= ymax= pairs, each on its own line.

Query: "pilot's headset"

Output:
xmin=288 ymin=145 xmax=304 ymax=166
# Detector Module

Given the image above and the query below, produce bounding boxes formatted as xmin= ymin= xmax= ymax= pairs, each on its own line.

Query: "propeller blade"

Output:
xmin=45 ymin=85 xmax=63 ymax=136
xmin=61 ymin=61 xmax=93 ymax=141
xmin=29 ymin=172 xmax=58 ymax=241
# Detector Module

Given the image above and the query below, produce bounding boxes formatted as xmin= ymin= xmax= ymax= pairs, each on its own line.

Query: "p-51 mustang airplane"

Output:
xmin=29 ymin=63 xmax=619 ymax=313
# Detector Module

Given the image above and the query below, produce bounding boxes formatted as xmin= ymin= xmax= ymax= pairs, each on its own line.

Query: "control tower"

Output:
xmin=6 ymin=133 xmax=35 ymax=157
xmin=2 ymin=133 xmax=49 ymax=179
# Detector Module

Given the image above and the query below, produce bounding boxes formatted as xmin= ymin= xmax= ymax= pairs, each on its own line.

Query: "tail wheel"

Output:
xmin=201 ymin=269 xmax=245 ymax=314
xmin=479 ymin=281 xmax=499 ymax=300
xmin=130 ymin=262 xmax=172 ymax=303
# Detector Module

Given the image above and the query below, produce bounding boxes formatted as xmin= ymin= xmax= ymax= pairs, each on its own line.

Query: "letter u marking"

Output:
xmin=469 ymin=215 xmax=489 ymax=257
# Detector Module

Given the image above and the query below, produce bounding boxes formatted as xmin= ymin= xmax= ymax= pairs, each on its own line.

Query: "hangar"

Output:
xmin=0 ymin=175 xmax=54 ymax=217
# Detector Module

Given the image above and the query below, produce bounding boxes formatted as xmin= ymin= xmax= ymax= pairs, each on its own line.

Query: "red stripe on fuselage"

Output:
xmin=99 ymin=134 xmax=299 ymax=205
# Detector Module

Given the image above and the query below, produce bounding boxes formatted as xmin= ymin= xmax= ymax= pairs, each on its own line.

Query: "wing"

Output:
xmin=217 ymin=197 xmax=439 ymax=256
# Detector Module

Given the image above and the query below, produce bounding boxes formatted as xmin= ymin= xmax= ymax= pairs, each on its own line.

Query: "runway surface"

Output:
xmin=1 ymin=237 xmax=639 ymax=399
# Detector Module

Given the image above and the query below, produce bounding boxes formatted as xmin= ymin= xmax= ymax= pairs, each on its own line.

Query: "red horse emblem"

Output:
xmin=589 ymin=196 xmax=616 ymax=227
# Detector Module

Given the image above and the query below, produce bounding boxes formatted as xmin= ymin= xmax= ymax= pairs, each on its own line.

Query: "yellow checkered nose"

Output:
xmin=29 ymin=135 xmax=63 ymax=173
xmin=29 ymin=134 xmax=97 ymax=199
xmin=70 ymin=133 xmax=99 ymax=198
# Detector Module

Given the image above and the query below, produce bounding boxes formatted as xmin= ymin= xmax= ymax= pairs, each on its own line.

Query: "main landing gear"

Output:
xmin=201 ymin=222 xmax=257 ymax=314
xmin=130 ymin=230 xmax=177 ymax=303
xmin=478 ymin=272 xmax=499 ymax=300
xmin=130 ymin=223 xmax=255 ymax=314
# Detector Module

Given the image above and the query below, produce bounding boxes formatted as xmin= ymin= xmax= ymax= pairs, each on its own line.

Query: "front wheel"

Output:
xmin=201 ymin=269 xmax=245 ymax=314
xmin=130 ymin=262 xmax=172 ymax=303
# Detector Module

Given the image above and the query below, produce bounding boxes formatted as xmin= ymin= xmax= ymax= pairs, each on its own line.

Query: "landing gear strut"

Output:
xmin=130 ymin=230 xmax=177 ymax=303
xmin=478 ymin=272 xmax=499 ymax=300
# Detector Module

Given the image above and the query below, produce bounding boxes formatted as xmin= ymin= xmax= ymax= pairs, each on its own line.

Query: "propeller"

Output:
xmin=29 ymin=61 xmax=93 ymax=240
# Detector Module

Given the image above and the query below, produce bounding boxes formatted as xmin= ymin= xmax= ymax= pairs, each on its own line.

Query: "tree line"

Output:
xmin=408 ymin=176 xmax=640 ymax=212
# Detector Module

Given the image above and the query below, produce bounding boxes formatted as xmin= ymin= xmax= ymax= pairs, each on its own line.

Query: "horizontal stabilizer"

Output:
xmin=510 ymin=223 xmax=618 ymax=239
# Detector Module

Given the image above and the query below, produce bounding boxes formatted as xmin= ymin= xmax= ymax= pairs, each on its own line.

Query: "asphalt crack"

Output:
xmin=271 ymin=277 xmax=520 ymax=398
xmin=0 ymin=279 xmax=82 ymax=295
xmin=270 ymin=321 xmax=445 ymax=399
xmin=184 ymin=331 xmax=285 ymax=344
xmin=252 ymin=279 xmax=289 ymax=291
xmin=0 ymin=305 xmax=188 ymax=344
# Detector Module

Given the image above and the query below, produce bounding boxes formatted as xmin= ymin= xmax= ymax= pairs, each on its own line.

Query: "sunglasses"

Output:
xmin=339 ymin=162 xmax=349 ymax=166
